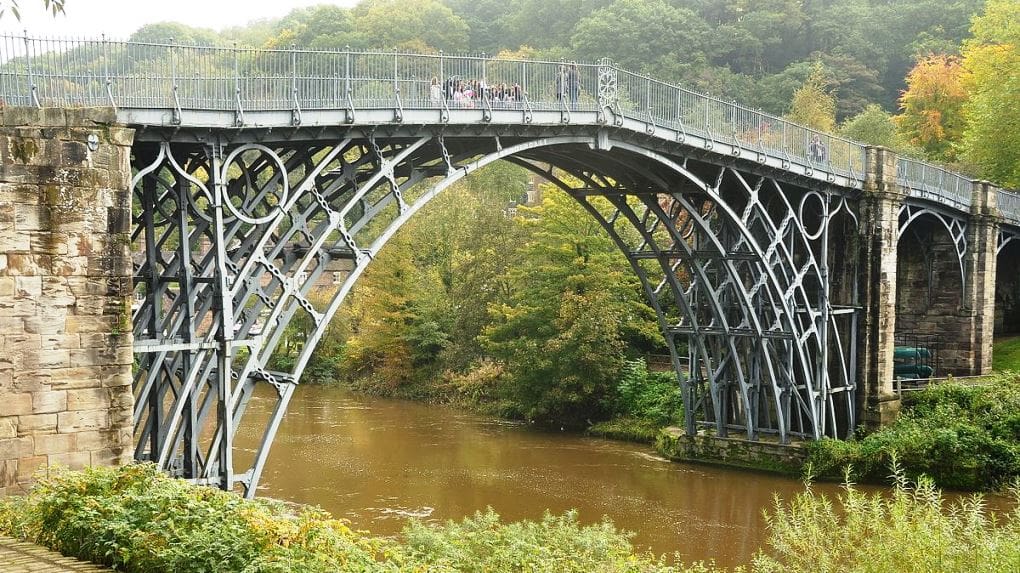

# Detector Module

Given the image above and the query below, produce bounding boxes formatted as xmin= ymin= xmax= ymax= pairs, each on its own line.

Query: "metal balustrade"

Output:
xmin=998 ymin=189 xmax=1020 ymax=225
xmin=897 ymin=157 xmax=973 ymax=210
xmin=0 ymin=33 xmax=1015 ymax=215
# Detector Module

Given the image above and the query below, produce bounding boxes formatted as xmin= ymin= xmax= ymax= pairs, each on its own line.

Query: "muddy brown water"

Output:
xmin=235 ymin=384 xmax=1014 ymax=568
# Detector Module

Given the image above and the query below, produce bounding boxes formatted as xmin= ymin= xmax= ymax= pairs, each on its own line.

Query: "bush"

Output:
xmin=0 ymin=464 xmax=391 ymax=573
xmin=613 ymin=359 xmax=683 ymax=427
xmin=395 ymin=509 xmax=690 ymax=572
xmin=754 ymin=472 xmax=1020 ymax=573
xmin=806 ymin=375 xmax=1020 ymax=490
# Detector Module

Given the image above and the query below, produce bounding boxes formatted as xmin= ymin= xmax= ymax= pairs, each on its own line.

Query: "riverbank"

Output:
xmin=336 ymin=367 xmax=1020 ymax=493
xmin=2 ymin=463 xmax=1018 ymax=573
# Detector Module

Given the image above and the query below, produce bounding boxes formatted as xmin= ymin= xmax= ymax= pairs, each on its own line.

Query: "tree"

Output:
xmin=481 ymin=188 xmax=661 ymax=427
xmin=129 ymin=22 xmax=222 ymax=46
xmin=264 ymin=5 xmax=355 ymax=50
xmin=786 ymin=63 xmax=836 ymax=132
xmin=961 ymin=0 xmax=1020 ymax=186
xmin=895 ymin=54 xmax=968 ymax=162
xmin=840 ymin=104 xmax=900 ymax=149
xmin=570 ymin=0 xmax=711 ymax=81
xmin=351 ymin=0 xmax=470 ymax=52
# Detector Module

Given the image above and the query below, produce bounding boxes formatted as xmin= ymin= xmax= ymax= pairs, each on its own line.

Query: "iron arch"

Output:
xmin=132 ymin=133 xmax=857 ymax=496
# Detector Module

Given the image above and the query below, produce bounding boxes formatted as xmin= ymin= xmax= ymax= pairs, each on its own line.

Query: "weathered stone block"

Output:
xmin=0 ymin=437 xmax=34 ymax=460
xmin=102 ymin=369 xmax=132 ymax=388
xmin=73 ymin=429 xmax=115 ymax=451
xmin=38 ymin=349 xmax=71 ymax=369
xmin=5 ymin=393 xmax=33 ymax=416
xmin=31 ymin=390 xmax=67 ymax=414
xmin=9 ymin=369 xmax=51 ymax=393
xmin=13 ymin=203 xmax=49 ymax=231
xmin=0 ymin=230 xmax=30 ymax=252
xmin=1 ymin=107 xmax=44 ymax=127
xmin=0 ymin=417 xmax=16 ymax=439
xmin=57 ymin=410 xmax=108 ymax=433
xmin=16 ymin=454 xmax=47 ymax=482
xmin=40 ymin=334 xmax=80 ymax=351
xmin=0 ymin=316 xmax=22 ymax=335
xmin=33 ymin=432 xmax=75 ymax=455
xmin=108 ymin=127 xmax=135 ymax=147
xmin=91 ymin=447 xmax=130 ymax=467
xmin=67 ymin=107 xmax=117 ymax=126
xmin=47 ymin=451 xmax=91 ymax=470
xmin=17 ymin=414 xmax=57 ymax=434
xmin=67 ymin=388 xmax=109 ymax=411
xmin=6 ymin=253 xmax=51 ymax=275
xmin=0 ymin=459 xmax=17 ymax=487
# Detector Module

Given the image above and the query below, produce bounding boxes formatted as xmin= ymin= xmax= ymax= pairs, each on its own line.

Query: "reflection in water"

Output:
xmin=234 ymin=384 xmax=1011 ymax=567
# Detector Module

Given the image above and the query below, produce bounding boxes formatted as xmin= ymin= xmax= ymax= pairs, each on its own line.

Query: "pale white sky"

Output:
xmin=0 ymin=0 xmax=361 ymax=38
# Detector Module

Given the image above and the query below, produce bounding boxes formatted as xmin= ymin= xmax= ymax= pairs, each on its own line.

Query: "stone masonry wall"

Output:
xmin=895 ymin=225 xmax=972 ymax=375
xmin=0 ymin=107 xmax=134 ymax=495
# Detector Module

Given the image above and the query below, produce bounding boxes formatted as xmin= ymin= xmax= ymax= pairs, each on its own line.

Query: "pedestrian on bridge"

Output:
xmin=567 ymin=63 xmax=580 ymax=111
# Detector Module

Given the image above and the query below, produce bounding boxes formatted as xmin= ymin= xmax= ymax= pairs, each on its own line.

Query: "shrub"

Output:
xmin=754 ymin=472 xmax=1020 ymax=573
xmin=613 ymin=359 xmax=683 ymax=427
xmin=0 ymin=464 xmax=392 ymax=573
xmin=806 ymin=375 xmax=1020 ymax=490
xmin=394 ymin=508 xmax=693 ymax=573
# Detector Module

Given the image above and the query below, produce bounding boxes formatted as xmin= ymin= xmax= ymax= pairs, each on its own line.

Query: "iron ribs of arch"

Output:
xmin=131 ymin=131 xmax=856 ymax=495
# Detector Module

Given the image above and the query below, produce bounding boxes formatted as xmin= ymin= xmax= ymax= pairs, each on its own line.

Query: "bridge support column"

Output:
xmin=0 ymin=108 xmax=135 ymax=495
xmin=857 ymin=146 xmax=902 ymax=431
xmin=963 ymin=182 xmax=1000 ymax=375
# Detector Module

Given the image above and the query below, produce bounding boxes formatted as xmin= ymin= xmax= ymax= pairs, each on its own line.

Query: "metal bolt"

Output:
xmin=86 ymin=133 xmax=99 ymax=151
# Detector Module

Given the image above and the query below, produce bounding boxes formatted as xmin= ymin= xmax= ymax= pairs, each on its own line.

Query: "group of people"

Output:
xmin=426 ymin=63 xmax=584 ymax=110
xmin=556 ymin=64 xmax=582 ymax=110
xmin=430 ymin=77 xmax=523 ymax=108
xmin=809 ymin=134 xmax=828 ymax=164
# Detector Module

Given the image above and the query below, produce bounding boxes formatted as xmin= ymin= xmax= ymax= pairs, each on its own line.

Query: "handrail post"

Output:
xmin=392 ymin=47 xmax=402 ymax=122
xmin=102 ymin=33 xmax=115 ymax=111
xmin=343 ymin=45 xmax=354 ymax=123
xmin=23 ymin=31 xmax=39 ymax=107
xmin=170 ymin=38 xmax=181 ymax=125
xmin=291 ymin=43 xmax=301 ymax=125
xmin=233 ymin=42 xmax=244 ymax=126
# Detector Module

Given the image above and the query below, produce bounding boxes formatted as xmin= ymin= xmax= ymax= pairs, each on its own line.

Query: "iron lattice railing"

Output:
xmin=0 ymin=33 xmax=1017 ymax=219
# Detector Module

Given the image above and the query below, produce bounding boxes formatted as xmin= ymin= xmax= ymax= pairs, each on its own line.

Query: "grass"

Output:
xmin=993 ymin=336 xmax=1020 ymax=371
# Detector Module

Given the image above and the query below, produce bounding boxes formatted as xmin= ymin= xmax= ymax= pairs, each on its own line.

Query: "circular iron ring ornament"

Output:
xmin=219 ymin=144 xmax=290 ymax=225
xmin=798 ymin=191 xmax=827 ymax=240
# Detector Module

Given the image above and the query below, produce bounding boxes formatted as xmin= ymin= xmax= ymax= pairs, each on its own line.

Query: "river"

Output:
xmin=235 ymin=384 xmax=1010 ymax=567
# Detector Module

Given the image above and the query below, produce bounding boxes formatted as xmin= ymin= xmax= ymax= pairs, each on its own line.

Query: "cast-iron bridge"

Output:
xmin=3 ymin=35 xmax=1017 ymax=497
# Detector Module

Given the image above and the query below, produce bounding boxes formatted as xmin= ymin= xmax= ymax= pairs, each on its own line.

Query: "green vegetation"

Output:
xmin=807 ymin=374 xmax=1020 ymax=490
xmin=752 ymin=471 xmax=1020 ymax=573
xmin=4 ymin=464 xmax=1020 ymax=572
xmin=993 ymin=337 xmax=1020 ymax=372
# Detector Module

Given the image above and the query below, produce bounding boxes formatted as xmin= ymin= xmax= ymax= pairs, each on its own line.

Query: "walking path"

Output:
xmin=0 ymin=536 xmax=111 ymax=572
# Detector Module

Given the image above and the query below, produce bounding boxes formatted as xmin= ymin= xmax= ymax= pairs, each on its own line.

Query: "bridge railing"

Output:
xmin=998 ymin=189 xmax=1020 ymax=225
xmin=1 ymin=33 xmax=1014 ymax=214
xmin=613 ymin=67 xmax=867 ymax=180
xmin=896 ymin=157 xmax=973 ymax=210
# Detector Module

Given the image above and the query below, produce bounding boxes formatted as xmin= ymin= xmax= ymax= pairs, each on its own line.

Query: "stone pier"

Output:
xmin=0 ymin=108 xmax=134 ymax=495
xmin=857 ymin=146 xmax=903 ymax=429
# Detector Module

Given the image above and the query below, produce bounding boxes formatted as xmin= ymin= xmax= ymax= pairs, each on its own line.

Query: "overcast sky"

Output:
xmin=0 ymin=0 xmax=361 ymax=38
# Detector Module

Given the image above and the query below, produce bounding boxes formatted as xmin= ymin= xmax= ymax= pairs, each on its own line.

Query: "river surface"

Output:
xmin=236 ymin=384 xmax=1012 ymax=567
